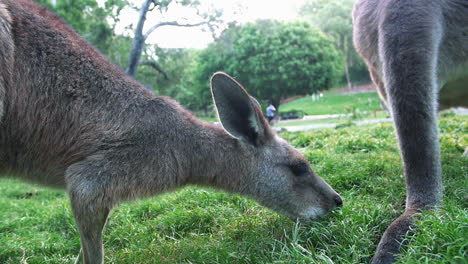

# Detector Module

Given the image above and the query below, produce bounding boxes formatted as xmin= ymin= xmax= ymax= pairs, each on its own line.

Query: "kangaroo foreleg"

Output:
xmin=67 ymin=161 xmax=114 ymax=264
xmin=70 ymin=190 xmax=110 ymax=264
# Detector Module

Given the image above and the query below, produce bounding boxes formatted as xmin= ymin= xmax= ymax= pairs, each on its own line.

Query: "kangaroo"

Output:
xmin=353 ymin=0 xmax=468 ymax=263
xmin=0 ymin=0 xmax=342 ymax=263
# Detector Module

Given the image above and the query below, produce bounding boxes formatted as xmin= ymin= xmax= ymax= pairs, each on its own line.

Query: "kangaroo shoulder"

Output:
xmin=0 ymin=2 xmax=12 ymax=33
xmin=0 ymin=1 xmax=13 ymax=66
xmin=0 ymin=2 xmax=12 ymax=23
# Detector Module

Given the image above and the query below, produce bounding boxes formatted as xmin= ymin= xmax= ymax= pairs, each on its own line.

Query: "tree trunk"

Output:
xmin=126 ymin=0 xmax=152 ymax=77
xmin=344 ymin=59 xmax=352 ymax=89
xmin=343 ymin=37 xmax=352 ymax=89
xmin=125 ymin=1 xmax=218 ymax=77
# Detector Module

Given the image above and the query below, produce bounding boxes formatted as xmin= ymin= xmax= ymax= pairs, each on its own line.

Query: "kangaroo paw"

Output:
xmin=371 ymin=212 xmax=416 ymax=264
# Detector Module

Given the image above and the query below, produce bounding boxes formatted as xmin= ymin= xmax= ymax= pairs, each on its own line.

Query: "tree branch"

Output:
xmin=143 ymin=21 xmax=208 ymax=40
xmin=139 ymin=60 xmax=169 ymax=80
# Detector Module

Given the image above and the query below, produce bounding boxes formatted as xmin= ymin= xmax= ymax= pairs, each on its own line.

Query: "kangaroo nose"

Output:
xmin=334 ymin=195 xmax=343 ymax=207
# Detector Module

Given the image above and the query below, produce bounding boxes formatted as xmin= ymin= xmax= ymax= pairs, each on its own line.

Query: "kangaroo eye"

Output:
xmin=289 ymin=163 xmax=309 ymax=176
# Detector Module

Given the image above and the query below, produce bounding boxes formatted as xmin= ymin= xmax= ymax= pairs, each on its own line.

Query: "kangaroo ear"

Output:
xmin=210 ymin=72 xmax=273 ymax=145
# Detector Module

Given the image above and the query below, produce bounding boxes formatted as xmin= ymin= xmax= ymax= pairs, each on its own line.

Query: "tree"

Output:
xmin=194 ymin=21 xmax=342 ymax=110
xmin=136 ymin=47 xmax=199 ymax=98
xmin=125 ymin=0 xmax=222 ymax=77
xmin=35 ymin=0 xmax=98 ymax=33
xmin=300 ymin=0 xmax=369 ymax=87
xmin=190 ymin=23 xmax=240 ymax=111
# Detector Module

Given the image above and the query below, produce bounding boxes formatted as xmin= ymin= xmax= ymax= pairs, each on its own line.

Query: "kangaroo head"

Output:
xmin=211 ymin=72 xmax=342 ymax=222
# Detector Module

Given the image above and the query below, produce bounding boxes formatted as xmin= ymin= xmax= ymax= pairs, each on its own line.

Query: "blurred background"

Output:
xmin=37 ymin=0 xmax=379 ymax=126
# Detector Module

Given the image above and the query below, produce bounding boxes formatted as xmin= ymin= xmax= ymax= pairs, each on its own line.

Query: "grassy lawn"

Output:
xmin=280 ymin=91 xmax=381 ymax=116
xmin=197 ymin=116 xmax=218 ymax=122
xmin=0 ymin=116 xmax=466 ymax=264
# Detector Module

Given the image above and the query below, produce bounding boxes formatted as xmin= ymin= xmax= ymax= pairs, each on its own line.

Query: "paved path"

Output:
xmin=279 ymin=114 xmax=350 ymax=123
xmin=453 ymin=107 xmax=468 ymax=115
xmin=277 ymin=107 xmax=468 ymax=132
xmin=278 ymin=118 xmax=392 ymax=132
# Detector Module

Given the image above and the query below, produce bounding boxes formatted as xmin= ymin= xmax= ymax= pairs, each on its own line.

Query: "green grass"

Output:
xmin=280 ymin=91 xmax=381 ymax=115
xmin=198 ymin=116 xmax=218 ymax=122
xmin=1 ymin=116 xmax=466 ymax=264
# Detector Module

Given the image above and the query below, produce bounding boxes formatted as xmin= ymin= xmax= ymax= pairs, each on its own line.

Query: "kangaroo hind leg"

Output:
xmin=371 ymin=5 xmax=443 ymax=264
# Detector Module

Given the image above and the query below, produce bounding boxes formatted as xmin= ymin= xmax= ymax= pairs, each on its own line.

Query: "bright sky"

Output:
xmin=106 ymin=0 xmax=307 ymax=49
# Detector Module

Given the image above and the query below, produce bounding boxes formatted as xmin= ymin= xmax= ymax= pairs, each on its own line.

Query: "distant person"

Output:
xmin=266 ymin=103 xmax=276 ymax=124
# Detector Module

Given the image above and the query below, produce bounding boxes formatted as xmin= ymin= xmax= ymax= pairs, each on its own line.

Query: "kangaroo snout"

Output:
xmin=321 ymin=193 xmax=343 ymax=214
xmin=304 ymin=195 xmax=342 ymax=222
xmin=293 ymin=186 xmax=343 ymax=223
xmin=316 ymin=176 xmax=343 ymax=211
xmin=334 ymin=195 xmax=343 ymax=208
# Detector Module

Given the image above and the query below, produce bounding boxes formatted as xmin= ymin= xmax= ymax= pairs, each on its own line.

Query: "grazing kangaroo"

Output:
xmin=0 ymin=0 xmax=342 ymax=263
xmin=353 ymin=0 xmax=468 ymax=263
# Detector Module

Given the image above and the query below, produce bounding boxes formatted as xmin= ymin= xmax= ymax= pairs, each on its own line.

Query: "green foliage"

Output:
xmin=192 ymin=23 xmax=243 ymax=110
xmin=105 ymin=35 xmax=134 ymax=69
xmin=136 ymin=47 xmax=198 ymax=97
xmin=35 ymin=0 xmax=99 ymax=33
xmin=232 ymin=21 xmax=343 ymax=102
xmin=300 ymin=0 xmax=370 ymax=84
xmin=82 ymin=0 xmax=128 ymax=53
xmin=1 ymin=115 xmax=466 ymax=263
xmin=193 ymin=21 xmax=343 ymax=110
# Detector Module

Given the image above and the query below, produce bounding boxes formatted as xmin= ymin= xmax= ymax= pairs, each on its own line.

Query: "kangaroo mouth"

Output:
xmin=297 ymin=207 xmax=327 ymax=222
xmin=280 ymin=207 xmax=329 ymax=223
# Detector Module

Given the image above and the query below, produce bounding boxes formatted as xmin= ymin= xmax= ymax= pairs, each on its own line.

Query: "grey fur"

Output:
xmin=0 ymin=2 xmax=12 ymax=121
xmin=353 ymin=0 xmax=468 ymax=263
xmin=0 ymin=1 xmax=342 ymax=263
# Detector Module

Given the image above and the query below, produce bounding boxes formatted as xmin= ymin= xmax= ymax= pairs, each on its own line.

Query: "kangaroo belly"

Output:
xmin=376 ymin=75 xmax=468 ymax=111
xmin=0 ymin=132 xmax=67 ymax=188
